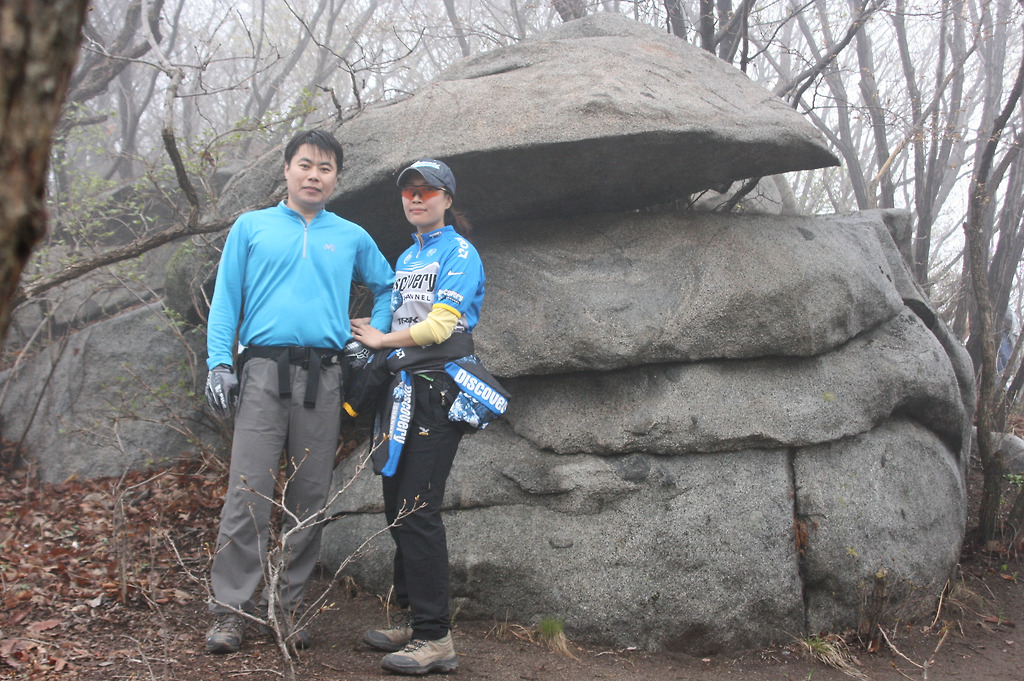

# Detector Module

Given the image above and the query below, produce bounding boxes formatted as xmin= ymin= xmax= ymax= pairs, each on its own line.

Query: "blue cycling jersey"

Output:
xmin=206 ymin=202 xmax=395 ymax=369
xmin=391 ymin=225 xmax=485 ymax=334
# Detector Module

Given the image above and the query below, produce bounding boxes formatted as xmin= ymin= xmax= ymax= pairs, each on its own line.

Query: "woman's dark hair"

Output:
xmin=446 ymin=206 xmax=473 ymax=237
xmin=284 ymin=129 xmax=344 ymax=170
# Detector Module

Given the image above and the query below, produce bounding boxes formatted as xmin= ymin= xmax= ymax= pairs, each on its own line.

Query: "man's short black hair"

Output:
xmin=284 ymin=129 xmax=344 ymax=170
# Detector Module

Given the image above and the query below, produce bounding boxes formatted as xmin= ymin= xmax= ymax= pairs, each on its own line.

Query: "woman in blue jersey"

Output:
xmin=350 ymin=159 xmax=485 ymax=675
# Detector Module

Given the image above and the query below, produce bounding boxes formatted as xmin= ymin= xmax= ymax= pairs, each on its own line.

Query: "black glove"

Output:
xmin=343 ymin=339 xmax=372 ymax=372
xmin=205 ymin=364 xmax=239 ymax=419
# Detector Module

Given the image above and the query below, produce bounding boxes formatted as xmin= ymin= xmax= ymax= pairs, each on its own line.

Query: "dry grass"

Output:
xmin=799 ymin=633 xmax=867 ymax=679
xmin=537 ymin=615 xmax=578 ymax=658
xmin=487 ymin=613 xmax=579 ymax=660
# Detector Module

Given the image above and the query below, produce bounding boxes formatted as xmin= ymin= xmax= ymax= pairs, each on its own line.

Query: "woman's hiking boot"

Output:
xmin=363 ymin=610 xmax=412 ymax=652
xmin=380 ymin=633 xmax=458 ymax=675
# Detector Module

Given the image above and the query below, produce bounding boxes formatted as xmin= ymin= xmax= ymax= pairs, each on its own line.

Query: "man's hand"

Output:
xmin=205 ymin=364 xmax=239 ymax=419
xmin=343 ymin=340 xmax=372 ymax=371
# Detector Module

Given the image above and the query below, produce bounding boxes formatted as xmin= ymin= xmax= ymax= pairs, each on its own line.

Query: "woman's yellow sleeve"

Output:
xmin=408 ymin=304 xmax=461 ymax=346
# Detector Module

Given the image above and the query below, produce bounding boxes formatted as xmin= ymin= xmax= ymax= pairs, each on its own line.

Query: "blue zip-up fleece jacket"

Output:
xmin=206 ymin=202 xmax=395 ymax=369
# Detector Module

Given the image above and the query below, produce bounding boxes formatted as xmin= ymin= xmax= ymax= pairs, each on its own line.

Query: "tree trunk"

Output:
xmin=443 ymin=0 xmax=471 ymax=57
xmin=664 ymin=0 xmax=686 ymax=38
xmin=699 ymin=0 xmax=715 ymax=53
xmin=853 ymin=5 xmax=895 ymax=209
xmin=553 ymin=0 xmax=587 ymax=22
xmin=0 ymin=0 xmax=90 ymax=342
xmin=966 ymin=30 xmax=1024 ymax=544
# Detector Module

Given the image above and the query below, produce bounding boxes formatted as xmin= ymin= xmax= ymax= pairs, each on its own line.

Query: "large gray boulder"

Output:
xmin=325 ymin=433 xmax=806 ymax=653
xmin=471 ymin=210 xmax=905 ymax=376
xmin=798 ymin=419 xmax=966 ymax=632
xmin=504 ymin=310 xmax=966 ymax=457
xmin=322 ymin=210 xmax=968 ymax=653
xmin=218 ymin=13 xmax=838 ymax=257
xmin=324 ymin=415 xmax=963 ymax=653
xmin=0 ymin=305 xmax=215 ymax=483
xmin=998 ymin=431 xmax=1024 ymax=474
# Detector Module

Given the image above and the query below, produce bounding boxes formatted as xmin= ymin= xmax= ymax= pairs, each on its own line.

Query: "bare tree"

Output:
xmin=665 ymin=0 xmax=687 ymax=38
xmin=51 ymin=0 xmax=165 ymax=195
xmin=892 ymin=0 xmax=973 ymax=288
xmin=699 ymin=0 xmax=715 ymax=51
xmin=443 ymin=0 xmax=473 ymax=56
xmin=852 ymin=0 xmax=896 ymax=210
xmin=963 ymin=12 xmax=1024 ymax=543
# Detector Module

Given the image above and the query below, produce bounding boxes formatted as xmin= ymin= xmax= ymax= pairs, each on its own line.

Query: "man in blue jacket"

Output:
xmin=203 ymin=129 xmax=394 ymax=654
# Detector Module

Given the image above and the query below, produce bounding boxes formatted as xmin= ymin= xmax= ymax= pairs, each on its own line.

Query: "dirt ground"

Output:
xmin=67 ymin=564 xmax=1024 ymax=681
xmin=2 ymin=453 xmax=1024 ymax=681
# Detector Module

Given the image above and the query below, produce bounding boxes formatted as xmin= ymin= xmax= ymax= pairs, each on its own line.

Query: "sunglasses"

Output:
xmin=400 ymin=185 xmax=447 ymax=200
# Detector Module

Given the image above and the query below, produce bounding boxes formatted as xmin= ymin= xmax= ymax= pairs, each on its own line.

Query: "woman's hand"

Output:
xmin=350 ymin=318 xmax=386 ymax=350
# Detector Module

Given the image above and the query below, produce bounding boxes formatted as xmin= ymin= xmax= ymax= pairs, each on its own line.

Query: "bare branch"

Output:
xmin=66 ymin=0 xmax=164 ymax=107
xmin=15 ymin=213 xmax=245 ymax=305
xmin=774 ymin=0 xmax=884 ymax=106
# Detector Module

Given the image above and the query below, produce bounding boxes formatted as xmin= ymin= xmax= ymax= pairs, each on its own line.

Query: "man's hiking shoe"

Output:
xmin=292 ymin=628 xmax=312 ymax=650
xmin=363 ymin=610 xmax=412 ymax=652
xmin=205 ymin=613 xmax=245 ymax=653
xmin=380 ymin=633 xmax=458 ymax=675
xmin=255 ymin=606 xmax=312 ymax=650
xmin=256 ymin=620 xmax=313 ymax=650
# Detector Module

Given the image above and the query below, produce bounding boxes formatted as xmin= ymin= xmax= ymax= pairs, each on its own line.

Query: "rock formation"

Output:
xmin=319 ymin=14 xmax=971 ymax=653
xmin=322 ymin=207 xmax=970 ymax=652
xmin=0 ymin=305 xmax=212 ymax=482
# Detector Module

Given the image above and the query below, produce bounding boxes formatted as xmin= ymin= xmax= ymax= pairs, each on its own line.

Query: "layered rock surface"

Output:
xmin=322 ymin=208 xmax=970 ymax=652
xmin=0 ymin=305 xmax=212 ymax=483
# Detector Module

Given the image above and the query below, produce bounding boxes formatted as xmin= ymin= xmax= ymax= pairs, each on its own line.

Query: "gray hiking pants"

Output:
xmin=209 ymin=357 xmax=343 ymax=616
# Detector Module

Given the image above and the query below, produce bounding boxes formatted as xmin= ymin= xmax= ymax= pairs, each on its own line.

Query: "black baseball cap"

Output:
xmin=396 ymin=159 xmax=456 ymax=197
